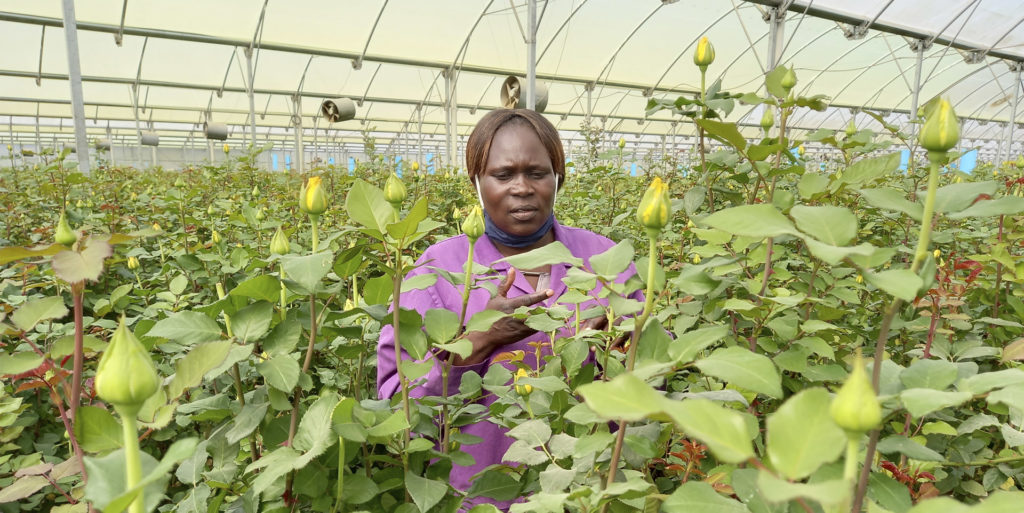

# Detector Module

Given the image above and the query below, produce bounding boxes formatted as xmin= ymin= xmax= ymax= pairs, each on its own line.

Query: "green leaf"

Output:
xmin=923 ymin=181 xmax=999 ymax=214
xmin=868 ymin=472 xmax=913 ymax=513
xmin=0 ymin=242 xmax=63 ymax=266
xmin=74 ymin=405 xmax=122 ymax=453
xmin=986 ymin=383 xmax=1024 ymax=412
xmin=503 ymin=440 xmax=549 ymax=465
xmin=257 ymin=354 xmax=300 ymax=392
xmin=51 ymin=240 xmax=113 ymax=283
xmin=168 ymin=340 xmax=232 ymax=400
xmin=263 ymin=318 xmax=301 ymax=356
xmin=695 ymin=119 xmax=747 ymax=151
xmin=858 ymin=188 xmax=923 ymax=220
xmin=0 ymin=476 xmax=49 ymax=504
xmin=790 ymin=205 xmax=857 ymax=246
xmin=12 ymin=296 xmax=68 ymax=332
xmin=497 ymin=241 xmax=582 ymax=269
xmin=577 ymin=373 xmax=663 ymax=421
xmin=405 ymin=472 xmax=448 ymax=513
xmin=466 ymin=309 xmax=506 ymax=334
xmin=864 ymin=270 xmax=923 ymax=302
xmin=366 ymin=410 xmax=410 ymax=438
xmin=466 ymin=471 xmax=522 ymax=501
xmin=905 ymin=498 xmax=967 ymax=513
xmin=362 ymin=274 xmax=392 ymax=305
xmin=229 ymin=275 xmax=282 ymax=303
xmin=838 ymin=153 xmax=901 ymax=187
xmin=669 ymin=326 xmax=729 ymax=364
xmin=765 ymin=388 xmax=846 ymax=479
xmin=588 ymin=240 xmax=634 ymax=279
xmin=149 ymin=311 xmax=222 ymax=345
xmin=281 ymin=251 xmax=334 ymax=295
xmin=84 ymin=437 xmax=198 ymax=513
xmin=701 ymin=205 xmax=798 ymax=239
xmin=345 ymin=179 xmax=397 ymax=234
xmin=293 ymin=392 xmax=340 ymax=454
xmin=386 ymin=196 xmax=429 ymax=240
xmin=959 ymin=369 xmax=1024 ymax=394
xmin=662 ymin=481 xmax=750 ymax=513
xmin=231 ymin=301 xmax=274 ymax=343
xmin=401 ymin=273 xmax=437 ymax=293
xmin=900 ymin=359 xmax=958 ymax=390
xmin=900 ymin=389 xmax=971 ymax=419
xmin=424 ymin=308 xmax=460 ymax=343
xmin=798 ymin=173 xmax=829 ymax=199
xmin=696 ymin=347 xmax=782 ymax=398
xmin=764 ymin=65 xmax=789 ymax=98
xmin=948 ymin=196 xmax=1024 ymax=219
xmin=757 ymin=472 xmax=846 ymax=505
xmin=226 ymin=401 xmax=269 ymax=445
xmin=662 ymin=399 xmax=754 ymax=463
xmin=0 ymin=351 xmax=44 ymax=375
xmin=876 ymin=435 xmax=943 ymax=461
xmin=970 ymin=491 xmax=1024 ymax=513
xmin=507 ymin=419 xmax=552 ymax=447
xmin=538 ymin=464 xmax=575 ymax=493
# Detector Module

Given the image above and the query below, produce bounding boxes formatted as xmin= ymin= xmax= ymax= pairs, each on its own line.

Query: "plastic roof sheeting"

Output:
xmin=0 ymin=0 xmax=1021 ymax=161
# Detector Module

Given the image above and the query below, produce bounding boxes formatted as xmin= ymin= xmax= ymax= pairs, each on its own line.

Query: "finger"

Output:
xmin=496 ymin=268 xmax=516 ymax=297
xmin=508 ymin=288 xmax=553 ymax=309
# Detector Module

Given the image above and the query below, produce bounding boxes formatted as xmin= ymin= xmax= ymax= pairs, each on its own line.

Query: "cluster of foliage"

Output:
xmin=3 ymin=62 xmax=1024 ymax=513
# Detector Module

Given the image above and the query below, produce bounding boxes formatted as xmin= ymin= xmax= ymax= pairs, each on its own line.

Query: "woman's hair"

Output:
xmin=465 ymin=109 xmax=565 ymax=189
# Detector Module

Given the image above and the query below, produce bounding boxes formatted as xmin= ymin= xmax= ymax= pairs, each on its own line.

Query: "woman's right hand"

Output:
xmin=454 ymin=268 xmax=552 ymax=366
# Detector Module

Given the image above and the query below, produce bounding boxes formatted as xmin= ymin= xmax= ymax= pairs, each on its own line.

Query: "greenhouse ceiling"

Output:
xmin=0 ymin=0 xmax=1022 ymax=163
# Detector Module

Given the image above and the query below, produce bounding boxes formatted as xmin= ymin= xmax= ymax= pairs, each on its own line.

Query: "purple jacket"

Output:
xmin=376 ymin=220 xmax=637 ymax=509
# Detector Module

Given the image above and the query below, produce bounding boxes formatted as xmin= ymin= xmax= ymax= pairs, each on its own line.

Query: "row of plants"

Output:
xmin=2 ymin=42 xmax=1024 ymax=513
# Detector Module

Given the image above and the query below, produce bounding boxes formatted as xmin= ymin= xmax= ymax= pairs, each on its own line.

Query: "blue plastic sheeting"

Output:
xmin=426 ymin=153 xmax=435 ymax=174
xmin=898 ymin=149 xmax=910 ymax=171
xmin=395 ymin=156 xmax=403 ymax=177
xmin=328 ymin=157 xmax=335 ymax=165
xmin=630 ymin=163 xmax=637 ymax=176
xmin=960 ymin=149 xmax=978 ymax=174
xmin=271 ymin=153 xmax=279 ymax=171
xmin=285 ymin=154 xmax=291 ymax=171
xmin=348 ymin=157 xmax=356 ymax=173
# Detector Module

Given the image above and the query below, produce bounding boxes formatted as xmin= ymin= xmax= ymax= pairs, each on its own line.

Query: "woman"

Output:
xmin=377 ymin=108 xmax=637 ymax=509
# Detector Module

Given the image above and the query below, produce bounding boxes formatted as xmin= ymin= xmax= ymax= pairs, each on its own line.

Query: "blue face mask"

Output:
xmin=476 ymin=173 xmax=558 ymax=248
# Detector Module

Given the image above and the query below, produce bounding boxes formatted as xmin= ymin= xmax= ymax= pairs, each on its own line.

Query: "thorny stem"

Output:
xmin=853 ymin=153 xmax=944 ymax=513
xmin=699 ymin=67 xmax=713 ymax=214
xmin=442 ymin=238 xmax=477 ymax=454
xmin=390 ymin=239 xmax=412 ymax=500
xmin=994 ymin=214 xmax=1004 ymax=318
xmin=602 ymin=233 xmax=659 ymax=511
xmin=70 ymin=282 xmax=85 ymax=437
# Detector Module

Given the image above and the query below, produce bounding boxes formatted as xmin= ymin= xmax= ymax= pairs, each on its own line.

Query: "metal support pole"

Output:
xmin=245 ymin=46 xmax=258 ymax=144
xmin=766 ymin=7 xmax=786 ymax=70
xmin=1005 ymin=64 xmax=1022 ymax=163
xmin=293 ymin=95 xmax=304 ymax=174
xmin=526 ymin=0 xmax=537 ymax=110
xmin=417 ymin=105 xmax=423 ymax=166
xmin=586 ymin=83 xmax=593 ymax=124
xmin=60 ymin=0 xmax=90 ymax=174
xmin=908 ymin=40 xmax=928 ymax=142
xmin=151 ymin=146 xmax=157 ymax=168
xmin=443 ymin=69 xmax=457 ymax=168
xmin=208 ymin=140 xmax=214 ymax=162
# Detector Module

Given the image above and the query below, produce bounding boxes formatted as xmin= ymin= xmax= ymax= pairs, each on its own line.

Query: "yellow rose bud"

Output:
xmin=514 ymin=368 xmax=533 ymax=397
xmin=5 ymin=144 xmax=10 ymax=152
xmin=411 ymin=161 xmax=420 ymax=172
xmin=270 ymin=227 xmax=290 ymax=255
xmin=152 ymin=223 xmax=162 ymax=232
xmin=760 ymin=108 xmax=774 ymax=130
xmin=830 ymin=351 xmax=882 ymax=435
xmin=223 ymin=143 xmax=230 ymax=154
xmin=344 ymin=298 xmax=355 ymax=310
xmin=856 ymin=274 xmax=863 ymax=284
xmin=798 ymin=145 xmax=806 ymax=156
xmin=462 ymin=206 xmax=485 ymax=242
xmin=636 ymin=176 xmax=671 ymax=234
xmin=211 ymin=230 xmax=222 ymax=244
xmin=618 ymin=137 xmax=626 ymax=150
xmin=693 ymin=37 xmax=715 ymax=68
xmin=95 ymin=317 xmax=161 ymax=409
xmin=1017 ymin=155 xmax=1024 ymax=168
xmin=692 ymin=254 xmax=701 ymax=264
xmin=127 ymin=256 xmax=140 ymax=270
xmin=993 ymin=170 xmax=999 ymax=177
xmin=384 ymin=172 xmax=407 ymax=207
xmin=55 ymin=211 xmax=78 ymax=246
xmin=933 ymin=249 xmax=941 ymax=259
xmin=299 ymin=176 xmax=328 ymax=216
xmin=918 ymin=98 xmax=960 ymax=153
xmin=781 ymin=66 xmax=797 ymax=92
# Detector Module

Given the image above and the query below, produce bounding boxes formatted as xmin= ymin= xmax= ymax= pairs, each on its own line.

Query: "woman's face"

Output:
xmin=478 ymin=122 xmax=557 ymax=237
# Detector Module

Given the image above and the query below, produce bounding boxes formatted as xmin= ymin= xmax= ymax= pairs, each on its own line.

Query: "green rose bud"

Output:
xmin=693 ymin=37 xmax=715 ymax=68
xmin=252 ymin=185 xmax=260 ymax=197
xmin=299 ymin=176 xmax=328 ymax=216
xmin=211 ymin=230 xmax=221 ymax=244
xmin=829 ymin=351 xmax=882 ymax=435
xmin=207 ymin=205 xmax=214 ymax=216
xmin=760 ymin=108 xmax=774 ymax=130
xmin=781 ymin=66 xmax=797 ymax=92
xmin=845 ymin=119 xmax=857 ymax=137
xmin=270 ymin=227 xmax=290 ymax=255
xmin=255 ymin=208 xmax=265 ymax=221
xmin=1017 ymin=155 xmax=1024 ymax=168
xmin=618 ymin=137 xmax=626 ymax=150
xmin=55 ymin=211 xmax=78 ymax=246
xmin=174 ymin=176 xmax=185 ymax=188
xmin=918 ymin=98 xmax=960 ymax=153
xmin=462 ymin=206 xmax=485 ymax=242
xmin=636 ymin=176 xmax=671 ymax=234
xmin=384 ymin=172 xmax=407 ymax=207
xmin=95 ymin=317 xmax=161 ymax=410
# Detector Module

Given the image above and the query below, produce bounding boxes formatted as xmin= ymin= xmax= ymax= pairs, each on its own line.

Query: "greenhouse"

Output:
xmin=1 ymin=1 xmax=1024 ymax=512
